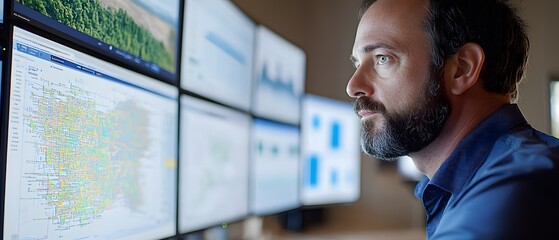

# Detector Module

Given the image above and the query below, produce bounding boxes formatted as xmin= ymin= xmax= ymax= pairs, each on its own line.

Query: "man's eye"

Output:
xmin=377 ymin=55 xmax=390 ymax=65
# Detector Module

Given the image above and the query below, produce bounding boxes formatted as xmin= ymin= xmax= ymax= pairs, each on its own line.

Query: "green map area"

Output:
xmin=26 ymin=82 xmax=150 ymax=230
xmin=18 ymin=0 xmax=176 ymax=74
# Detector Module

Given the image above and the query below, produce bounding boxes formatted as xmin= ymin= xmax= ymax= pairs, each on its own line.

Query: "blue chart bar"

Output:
xmin=331 ymin=121 xmax=340 ymax=149
xmin=331 ymin=169 xmax=338 ymax=186
xmin=205 ymin=31 xmax=245 ymax=64
xmin=309 ymin=155 xmax=319 ymax=187
xmin=312 ymin=115 xmax=320 ymax=130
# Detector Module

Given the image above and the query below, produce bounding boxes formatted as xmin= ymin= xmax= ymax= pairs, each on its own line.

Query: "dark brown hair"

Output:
xmin=359 ymin=0 xmax=529 ymax=101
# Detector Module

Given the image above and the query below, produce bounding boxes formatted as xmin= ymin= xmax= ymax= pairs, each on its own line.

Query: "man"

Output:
xmin=347 ymin=0 xmax=559 ymax=239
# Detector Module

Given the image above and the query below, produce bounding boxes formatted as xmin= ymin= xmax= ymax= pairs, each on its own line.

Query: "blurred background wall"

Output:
xmin=229 ymin=0 xmax=558 ymax=239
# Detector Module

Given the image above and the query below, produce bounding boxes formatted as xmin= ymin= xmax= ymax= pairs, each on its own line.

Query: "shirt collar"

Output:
xmin=427 ymin=104 xmax=528 ymax=195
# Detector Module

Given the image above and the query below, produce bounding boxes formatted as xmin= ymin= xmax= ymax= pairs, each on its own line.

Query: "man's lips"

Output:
xmin=358 ymin=110 xmax=380 ymax=119
xmin=353 ymin=97 xmax=386 ymax=120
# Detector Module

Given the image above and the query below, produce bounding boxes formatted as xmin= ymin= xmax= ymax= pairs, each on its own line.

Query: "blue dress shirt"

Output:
xmin=415 ymin=104 xmax=559 ymax=239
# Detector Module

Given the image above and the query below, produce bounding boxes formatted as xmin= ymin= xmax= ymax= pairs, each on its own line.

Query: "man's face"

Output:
xmin=347 ymin=0 xmax=450 ymax=160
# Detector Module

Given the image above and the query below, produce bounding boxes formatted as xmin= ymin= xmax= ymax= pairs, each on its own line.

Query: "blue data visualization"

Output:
xmin=179 ymin=95 xmax=251 ymax=233
xmin=300 ymin=94 xmax=361 ymax=205
xmin=181 ymin=0 xmax=255 ymax=111
xmin=250 ymin=118 xmax=300 ymax=215
xmin=251 ymin=26 xmax=306 ymax=125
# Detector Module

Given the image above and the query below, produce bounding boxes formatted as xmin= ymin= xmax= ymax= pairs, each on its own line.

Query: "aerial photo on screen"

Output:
xmin=17 ymin=0 xmax=179 ymax=74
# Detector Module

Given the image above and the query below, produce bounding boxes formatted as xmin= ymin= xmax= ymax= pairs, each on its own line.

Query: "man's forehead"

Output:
xmin=359 ymin=0 xmax=429 ymax=28
xmin=353 ymin=0 xmax=429 ymax=53
xmin=352 ymin=32 xmax=402 ymax=54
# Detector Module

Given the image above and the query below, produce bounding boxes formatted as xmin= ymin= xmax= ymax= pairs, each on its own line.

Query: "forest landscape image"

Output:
xmin=17 ymin=0 xmax=179 ymax=74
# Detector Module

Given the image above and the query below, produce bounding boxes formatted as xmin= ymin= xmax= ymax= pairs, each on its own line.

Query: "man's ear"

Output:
xmin=443 ymin=42 xmax=485 ymax=95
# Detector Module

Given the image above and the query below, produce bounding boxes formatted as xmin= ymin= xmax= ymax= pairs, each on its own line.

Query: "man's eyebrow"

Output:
xmin=350 ymin=43 xmax=397 ymax=64
xmin=360 ymin=43 xmax=397 ymax=54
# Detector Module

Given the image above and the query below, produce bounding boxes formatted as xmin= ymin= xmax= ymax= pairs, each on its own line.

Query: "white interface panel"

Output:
xmin=551 ymin=81 xmax=559 ymax=138
xmin=4 ymin=27 xmax=178 ymax=240
xmin=181 ymin=0 xmax=255 ymax=111
xmin=251 ymin=26 xmax=306 ymax=125
xmin=250 ymin=118 xmax=300 ymax=215
xmin=179 ymin=95 xmax=251 ymax=233
xmin=300 ymin=94 xmax=361 ymax=205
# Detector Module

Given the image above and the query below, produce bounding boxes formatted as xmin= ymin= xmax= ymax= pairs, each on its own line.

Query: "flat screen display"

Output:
xmin=551 ymin=79 xmax=559 ymax=138
xmin=13 ymin=0 xmax=182 ymax=82
xmin=181 ymin=0 xmax=255 ymax=111
xmin=1 ymin=0 xmax=4 ymax=23
xmin=250 ymin=118 xmax=300 ymax=215
xmin=397 ymin=156 xmax=423 ymax=181
xmin=300 ymin=94 xmax=361 ymax=205
xmin=4 ymin=26 xmax=178 ymax=240
xmin=179 ymin=95 xmax=251 ymax=233
xmin=251 ymin=26 xmax=306 ymax=125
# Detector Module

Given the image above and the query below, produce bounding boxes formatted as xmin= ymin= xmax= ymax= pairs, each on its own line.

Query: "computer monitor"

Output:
xmin=181 ymin=0 xmax=255 ymax=111
xmin=1 ymin=0 xmax=4 ymax=23
xmin=551 ymin=79 xmax=559 ymax=138
xmin=12 ymin=0 xmax=182 ymax=82
xmin=4 ymin=26 xmax=178 ymax=240
xmin=250 ymin=118 xmax=300 ymax=216
xmin=251 ymin=26 xmax=306 ymax=125
xmin=300 ymin=94 xmax=361 ymax=205
xmin=179 ymin=95 xmax=251 ymax=233
xmin=397 ymin=156 xmax=423 ymax=182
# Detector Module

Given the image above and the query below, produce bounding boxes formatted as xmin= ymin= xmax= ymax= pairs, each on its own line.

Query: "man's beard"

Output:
xmin=353 ymin=72 xmax=450 ymax=161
